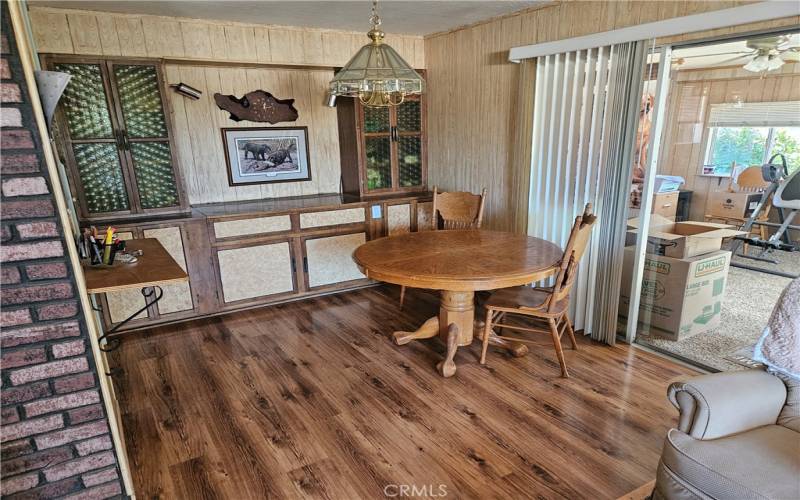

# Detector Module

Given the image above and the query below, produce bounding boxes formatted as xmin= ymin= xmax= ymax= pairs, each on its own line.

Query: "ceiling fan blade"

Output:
xmin=712 ymin=54 xmax=754 ymax=65
xmin=781 ymin=50 xmax=800 ymax=63
xmin=679 ymin=50 xmax=753 ymax=59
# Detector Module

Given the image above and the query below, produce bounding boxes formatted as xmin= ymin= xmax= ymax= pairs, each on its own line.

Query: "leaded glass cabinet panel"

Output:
xmin=362 ymin=106 xmax=393 ymax=191
xmin=45 ymin=56 xmax=186 ymax=221
xmin=396 ymin=98 xmax=424 ymax=188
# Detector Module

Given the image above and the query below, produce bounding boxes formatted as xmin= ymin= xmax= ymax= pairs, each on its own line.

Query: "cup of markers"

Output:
xmin=80 ymin=226 xmax=126 ymax=266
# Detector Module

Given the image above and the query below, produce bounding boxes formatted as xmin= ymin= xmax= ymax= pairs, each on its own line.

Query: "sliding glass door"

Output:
xmin=623 ymin=29 xmax=800 ymax=371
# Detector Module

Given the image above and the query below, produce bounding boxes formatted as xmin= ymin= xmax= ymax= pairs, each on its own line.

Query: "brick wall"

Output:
xmin=0 ymin=4 xmax=125 ymax=498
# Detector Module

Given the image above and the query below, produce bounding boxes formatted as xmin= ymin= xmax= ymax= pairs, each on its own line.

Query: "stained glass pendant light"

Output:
xmin=329 ymin=0 xmax=424 ymax=107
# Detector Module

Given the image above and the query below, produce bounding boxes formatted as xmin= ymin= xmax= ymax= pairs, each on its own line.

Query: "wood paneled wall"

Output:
xmin=28 ymin=6 xmax=424 ymax=68
xmin=27 ymin=6 xmax=424 ymax=204
xmin=658 ymin=63 xmax=800 ymax=222
xmin=424 ymin=0 xmax=799 ymax=232
xmin=165 ymin=65 xmax=341 ymax=203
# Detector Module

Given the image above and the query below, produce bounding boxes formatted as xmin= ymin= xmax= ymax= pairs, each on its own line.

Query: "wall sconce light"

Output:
xmin=34 ymin=70 xmax=71 ymax=131
xmin=170 ymin=83 xmax=202 ymax=100
xmin=324 ymin=92 xmax=337 ymax=108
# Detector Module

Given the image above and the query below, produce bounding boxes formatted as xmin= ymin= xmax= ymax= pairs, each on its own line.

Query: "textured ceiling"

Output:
xmin=29 ymin=1 xmax=543 ymax=36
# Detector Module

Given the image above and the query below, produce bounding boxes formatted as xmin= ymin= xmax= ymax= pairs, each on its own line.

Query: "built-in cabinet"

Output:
xmin=49 ymin=56 xmax=432 ymax=333
xmin=338 ymin=94 xmax=427 ymax=199
xmin=44 ymin=55 xmax=187 ymax=221
xmin=98 ymin=194 xmax=431 ymax=333
xmin=99 ymin=220 xmax=200 ymax=330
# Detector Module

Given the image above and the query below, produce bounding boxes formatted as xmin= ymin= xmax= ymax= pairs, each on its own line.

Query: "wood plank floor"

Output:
xmin=111 ymin=285 xmax=697 ymax=499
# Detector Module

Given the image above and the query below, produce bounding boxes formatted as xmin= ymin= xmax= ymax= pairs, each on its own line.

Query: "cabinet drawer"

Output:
xmin=217 ymin=241 xmax=296 ymax=303
xmin=300 ymin=208 xmax=365 ymax=229
xmin=213 ymin=215 xmax=292 ymax=239
xmin=304 ymin=232 xmax=367 ymax=288
xmin=652 ymin=192 xmax=679 ymax=219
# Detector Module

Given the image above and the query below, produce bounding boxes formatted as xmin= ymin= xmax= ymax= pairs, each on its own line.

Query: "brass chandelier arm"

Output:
xmin=358 ymin=91 xmax=404 ymax=107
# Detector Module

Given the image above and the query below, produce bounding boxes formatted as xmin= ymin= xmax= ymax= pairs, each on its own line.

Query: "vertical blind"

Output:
xmin=527 ymin=42 xmax=646 ymax=344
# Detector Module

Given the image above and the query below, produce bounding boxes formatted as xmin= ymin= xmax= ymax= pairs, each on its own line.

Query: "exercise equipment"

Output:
xmin=731 ymin=154 xmax=800 ymax=278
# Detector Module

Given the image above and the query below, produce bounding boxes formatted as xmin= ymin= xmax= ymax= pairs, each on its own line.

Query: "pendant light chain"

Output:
xmin=369 ymin=0 xmax=382 ymax=29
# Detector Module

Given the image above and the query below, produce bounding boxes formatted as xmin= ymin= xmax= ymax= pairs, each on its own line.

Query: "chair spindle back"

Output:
xmin=548 ymin=203 xmax=598 ymax=311
xmin=431 ymin=186 xmax=487 ymax=231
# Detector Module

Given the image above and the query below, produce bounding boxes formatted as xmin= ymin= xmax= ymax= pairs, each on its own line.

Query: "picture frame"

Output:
xmin=221 ymin=126 xmax=311 ymax=186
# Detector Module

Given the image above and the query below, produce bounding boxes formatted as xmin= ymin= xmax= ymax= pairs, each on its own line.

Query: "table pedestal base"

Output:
xmin=392 ymin=290 xmax=528 ymax=377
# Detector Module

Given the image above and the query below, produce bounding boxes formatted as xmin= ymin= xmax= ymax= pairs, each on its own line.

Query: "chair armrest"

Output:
xmin=667 ymin=370 xmax=787 ymax=440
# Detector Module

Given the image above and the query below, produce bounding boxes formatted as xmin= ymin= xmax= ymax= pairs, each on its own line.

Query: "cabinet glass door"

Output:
xmin=396 ymin=98 xmax=424 ymax=188
xmin=112 ymin=64 xmax=180 ymax=210
xmin=49 ymin=56 xmax=185 ymax=221
xmin=362 ymin=106 xmax=393 ymax=191
xmin=54 ymin=62 xmax=130 ymax=215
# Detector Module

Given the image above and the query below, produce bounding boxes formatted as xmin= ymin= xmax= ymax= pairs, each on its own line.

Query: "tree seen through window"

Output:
xmin=705 ymin=126 xmax=800 ymax=176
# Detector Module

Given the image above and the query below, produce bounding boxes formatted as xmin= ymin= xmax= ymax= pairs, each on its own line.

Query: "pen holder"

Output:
xmin=103 ymin=242 xmax=117 ymax=265
xmin=94 ymin=240 xmax=125 ymax=266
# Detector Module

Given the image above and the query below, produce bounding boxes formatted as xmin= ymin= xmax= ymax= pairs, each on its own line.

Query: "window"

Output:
xmin=771 ymin=127 xmax=800 ymax=174
xmin=703 ymin=126 xmax=800 ymax=177
xmin=701 ymin=101 xmax=800 ymax=177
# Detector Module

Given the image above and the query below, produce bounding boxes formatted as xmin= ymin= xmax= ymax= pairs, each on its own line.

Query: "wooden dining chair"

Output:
xmin=734 ymin=166 xmax=770 ymax=193
xmin=431 ymin=186 xmax=487 ymax=230
xmin=479 ymin=203 xmax=597 ymax=378
xmin=399 ymin=186 xmax=487 ymax=307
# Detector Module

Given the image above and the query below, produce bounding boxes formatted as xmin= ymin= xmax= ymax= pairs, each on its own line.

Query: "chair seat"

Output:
xmin=485 ymin=286 xmax=568 ymax=317
xmin=659 ymin=426 xmax=800 ymax=500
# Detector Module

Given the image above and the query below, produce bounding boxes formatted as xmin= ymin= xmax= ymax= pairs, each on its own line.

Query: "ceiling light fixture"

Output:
xmin=329 ymin=0 xmax=424 ymax=107
xmin=743 ymin=50 xmax=785 ymax=73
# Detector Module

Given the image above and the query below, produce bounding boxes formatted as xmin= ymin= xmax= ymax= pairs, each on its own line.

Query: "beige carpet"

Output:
xmin=636 ymin=248 xmax=796 ymax=371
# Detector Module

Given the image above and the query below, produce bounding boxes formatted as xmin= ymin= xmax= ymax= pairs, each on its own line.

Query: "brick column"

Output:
xmin=1 ymin=3 xmax=126 ymax=498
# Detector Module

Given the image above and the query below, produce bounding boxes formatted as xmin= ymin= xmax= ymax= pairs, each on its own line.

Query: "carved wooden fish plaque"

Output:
xmin=213 ymin=90 xmax=299 ymax=123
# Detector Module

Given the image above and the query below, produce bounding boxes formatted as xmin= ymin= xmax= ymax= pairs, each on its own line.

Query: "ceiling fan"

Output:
xmin=671 ymin=34 xmax=800 ymax=73
xmin=740 ymin=35 xmax=800 ymax=73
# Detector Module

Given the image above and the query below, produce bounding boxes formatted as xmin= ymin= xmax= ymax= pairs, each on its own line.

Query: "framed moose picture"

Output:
xmin=221 ymin=127 xmax=311 ymax=186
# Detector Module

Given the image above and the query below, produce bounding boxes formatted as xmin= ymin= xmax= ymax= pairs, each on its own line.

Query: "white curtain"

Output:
xmin=527 ymin=41 xmax=646 ymax=344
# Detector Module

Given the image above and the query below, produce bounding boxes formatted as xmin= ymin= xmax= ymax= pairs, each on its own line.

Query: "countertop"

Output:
xmin=89 ymin=192 xmax=432 ymax=226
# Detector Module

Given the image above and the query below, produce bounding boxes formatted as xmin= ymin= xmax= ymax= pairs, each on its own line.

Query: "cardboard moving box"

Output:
xmin=706 ymin=191 xmax=764 ymax=220
xmin=620 ymin=248 xmax=731 ymax=341
xmin=627 ymin=216 xmax=745 ymax=259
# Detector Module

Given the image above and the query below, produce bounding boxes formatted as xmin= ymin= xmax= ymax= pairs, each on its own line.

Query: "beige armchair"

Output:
xmin=653 ymin=369 xmax=800 ymax=500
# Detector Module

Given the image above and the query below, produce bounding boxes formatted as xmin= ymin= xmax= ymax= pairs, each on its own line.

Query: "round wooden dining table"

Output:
xmin=353 ymin=230 xmax=563 ymax=377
